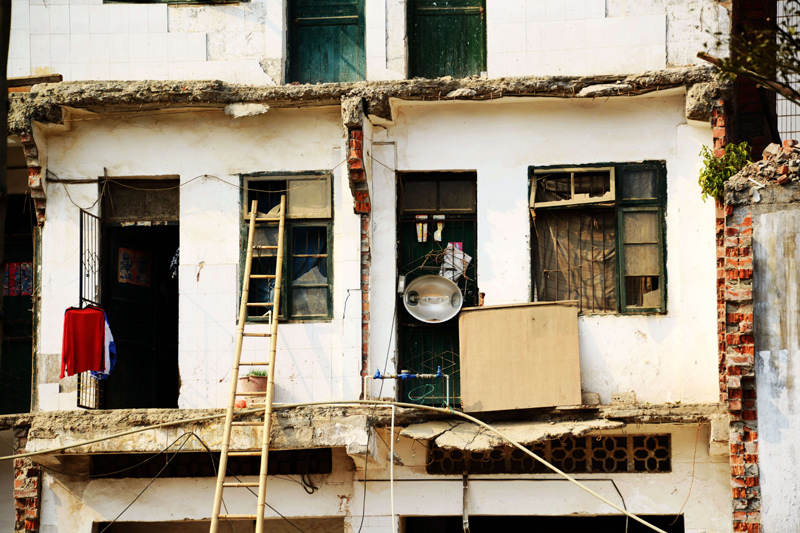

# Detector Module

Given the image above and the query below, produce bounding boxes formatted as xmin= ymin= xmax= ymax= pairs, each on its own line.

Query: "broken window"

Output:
xmin=288 ymin=0 xmax=366 ymax=83
xmin=531 ymin=163 xmax=666 ymax=314
xmin=407 ymin=0 xmax=487 ymax=79
xmin=243 ymin=174 xmax=333 ymax=321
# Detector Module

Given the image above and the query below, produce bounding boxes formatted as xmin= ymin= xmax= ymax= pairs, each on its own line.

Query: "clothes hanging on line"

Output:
xmin=91 ymin=314 xmax=117 ymax=381
xmin=61 ymin=305 xmax=115 ymax=378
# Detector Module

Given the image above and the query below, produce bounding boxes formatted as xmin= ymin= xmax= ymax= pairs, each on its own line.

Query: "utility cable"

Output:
xmin=1 ymin=400 xmax=669 ymax=533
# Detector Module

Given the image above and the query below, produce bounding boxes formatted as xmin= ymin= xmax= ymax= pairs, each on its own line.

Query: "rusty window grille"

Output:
xmin=427 ymin=434 xmax=671 ymax=475
xmin=777 ymin=1 xmax=800 ymax=141
xmin=77 ymin=209 xmax=105 ymax=409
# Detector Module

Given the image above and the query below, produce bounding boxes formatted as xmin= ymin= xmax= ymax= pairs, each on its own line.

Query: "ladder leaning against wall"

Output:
xmin=210 ymin=196 xmax=286 ymax=533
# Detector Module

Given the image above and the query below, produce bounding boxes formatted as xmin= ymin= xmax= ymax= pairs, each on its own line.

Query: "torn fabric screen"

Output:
xmin=532 ymin=208 xmax=617 ymax=313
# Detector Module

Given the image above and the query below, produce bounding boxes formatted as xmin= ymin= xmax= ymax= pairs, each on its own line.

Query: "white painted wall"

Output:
xmin=36 ymin=107 xmax=360 ymax=410
xmin=10 ymin=0 xmax=729 ymax=83
xmin=36 ymin=425 xmax=730 ymax=532
xmin=370 ymin=92 xmax=719 ymax=405
xmin=0 ymin=430 xmax=14 ymax=532
xmin=754 ymin=209 xmax=800 ymax=531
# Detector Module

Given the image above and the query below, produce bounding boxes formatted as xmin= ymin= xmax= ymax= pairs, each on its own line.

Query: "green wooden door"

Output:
xmin=288 ymin=0 xmax=366 ymax=84
xmin=408 ymin=0 xmax=486 ymax=79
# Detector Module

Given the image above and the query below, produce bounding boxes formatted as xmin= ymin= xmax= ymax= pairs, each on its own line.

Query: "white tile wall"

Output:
xmin=11 ymin=0 xmax=691 ymax=82
xmin=488 ymin=0 xmax=667 ymax=76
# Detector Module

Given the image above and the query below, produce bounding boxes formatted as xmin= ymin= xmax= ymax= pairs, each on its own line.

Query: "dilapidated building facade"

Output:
xmin=0 ymin=1 xmax=781 ymax=532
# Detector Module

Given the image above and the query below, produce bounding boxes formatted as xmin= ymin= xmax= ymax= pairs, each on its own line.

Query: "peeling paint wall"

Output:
xmin=754 ymin=209 xmax=800 ymax=531
xmin=9 ymin=0 xmax=729 ymax=83
xmin=370 ymin=93 xmax=718 ymax=405
xmin=36 ymin=107 xmax=361 ymax=410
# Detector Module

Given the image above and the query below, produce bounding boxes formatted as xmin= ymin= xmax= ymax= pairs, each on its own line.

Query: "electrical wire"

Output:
xmin=98 ymin=432 xmax=195 ymax=533
xmin=356 ymin=301 xmax=398 ymax=533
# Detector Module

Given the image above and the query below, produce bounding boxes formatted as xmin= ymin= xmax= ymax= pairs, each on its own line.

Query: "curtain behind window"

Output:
xmin=532 ymin=208 xmax=617 ymax=313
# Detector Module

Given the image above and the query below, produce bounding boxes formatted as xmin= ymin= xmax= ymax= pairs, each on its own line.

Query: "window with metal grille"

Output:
xmin=530 ymin=162 xmax=666 ymax=314
xmin=777 ymin=1 xmax=800 ymax=140
xmin=242 ymin=174 xmax=333 ymax=322
xmin=427 ymin=434 xmax=671 ymax=475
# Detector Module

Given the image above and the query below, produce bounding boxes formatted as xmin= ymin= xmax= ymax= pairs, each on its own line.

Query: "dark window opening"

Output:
xmin=0 ymin=195 xmax=36 ymax=414
xmin=88 ymin=447 xmax=332 ymax=478
xmin=406 ymin=515 xmax=684 ymax=533
xmin=428 ymin=434 xmax=671 ymax=475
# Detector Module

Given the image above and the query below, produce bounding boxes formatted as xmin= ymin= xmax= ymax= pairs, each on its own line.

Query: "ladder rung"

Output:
xmin=219 ymin=514 xmax=259 ymax=520
xmin=235 ymin=391 xmax=267 ymax=396
xmin=254 ymin=217 xmax=282 ymax=222
xmin=249 ymin=274 xmax=276 ymax=279
xmin=253 ymin=245 xmax=278 ymax=250
xmin=242 ymin=332 xmax=271 ymax=337
xmin=232 ymin=421 xmax=264 ymax=427
xmin=228 ymin=450 xmax=263 ymax=456
xmin=239 ymin=362 xmax=270 ymax=366
xmin=246 ymin=302 xmax=274 ymax=307
xmin=222 ymin=482 xmax=260 ymax=488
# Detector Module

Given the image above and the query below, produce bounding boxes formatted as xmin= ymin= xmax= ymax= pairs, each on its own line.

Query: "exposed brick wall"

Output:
xmin=13 ymin=428 xmax=41 ymax=533
xmin=348 ymin=129 xmax=371 ymax=215
xmin=720 ymin=188 xmax=760 ymax=532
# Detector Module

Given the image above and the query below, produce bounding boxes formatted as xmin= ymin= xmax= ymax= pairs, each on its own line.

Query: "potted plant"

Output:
xmin=238 ymin=368 xmax=268 ymax=393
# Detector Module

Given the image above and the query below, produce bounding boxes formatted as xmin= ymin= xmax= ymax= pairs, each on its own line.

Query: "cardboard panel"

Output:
xmin=459 ymin=301 xmax=581 ymax=413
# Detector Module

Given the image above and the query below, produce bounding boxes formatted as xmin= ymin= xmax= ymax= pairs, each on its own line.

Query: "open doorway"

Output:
xmin=103 ymin=224 xmax=179 ymax=409
xmin=92 ymin=178 xmax=180 ymax=409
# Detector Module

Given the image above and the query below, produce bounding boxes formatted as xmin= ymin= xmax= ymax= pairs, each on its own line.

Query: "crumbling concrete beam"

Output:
xmin=9 ymin=66 xmax=722 ymax=136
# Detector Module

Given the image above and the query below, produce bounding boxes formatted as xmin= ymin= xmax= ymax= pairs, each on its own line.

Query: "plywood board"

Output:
xmin=459 ymin=301 xmax=581 ymax=413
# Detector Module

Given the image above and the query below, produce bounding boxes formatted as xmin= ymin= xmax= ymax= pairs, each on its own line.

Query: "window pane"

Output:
xmin=291 ymin=287 xmax=329 ymax=317
xmin=248 ymin=180 xmax=287 ymax=216
xmin=573 ymin=171 xmax=611 ymax=198
xmin=288 ymin=177 xmax=331 ymax=218
xmin=293 ymin=226 xmax=328 ymax=283
xmin=248 ymin=255 xmax=277 ymax=318
xmin=535 ymin=172 xmax=571 ymax=203
xmin=621 ymin=169 xmax=658 ymax=200
xmin=403 ymin=180 xmax=437 ymax=212
xmin=532 ymin=208 xmax=617 ymax=313
xmin=439 ymin=180 xmax=476 ymax=212
xmin=623 ymin=212 xmax=658 ymax=243
xmin=253 ymin=226 xmax=279 ymax=257
xmin=625 ymin=276 xmax=660 ymax=308
xmin=624 ymin=243 xmax=659 ymax=276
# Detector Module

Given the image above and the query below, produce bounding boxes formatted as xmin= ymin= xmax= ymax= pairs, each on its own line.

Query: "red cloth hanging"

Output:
xmin=61 ymin=306 xmax=106 ymax=378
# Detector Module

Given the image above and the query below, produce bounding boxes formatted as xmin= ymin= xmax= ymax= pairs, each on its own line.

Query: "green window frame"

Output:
xmin=407 ymin=0 xmax=487 ymax=79
xmin=287 ymin=0 xmax=366 ymax=84
xmin=242 ymin=173 xmax=333 ymax=322
xmin=530 ymin=162 xmax=667 ymax=315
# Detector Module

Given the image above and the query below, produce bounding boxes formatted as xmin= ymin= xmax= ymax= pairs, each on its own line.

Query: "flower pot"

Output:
xmin=238 ymin=375 xmax=267 ymax=393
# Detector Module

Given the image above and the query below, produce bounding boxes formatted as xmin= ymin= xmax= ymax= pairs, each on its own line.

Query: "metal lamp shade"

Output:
xmin=402 ymin=275 xmax=464 ymax=323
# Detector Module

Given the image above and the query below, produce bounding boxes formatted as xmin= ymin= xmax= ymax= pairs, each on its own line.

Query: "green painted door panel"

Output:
xmin=289 ymin=0 xmax=366 ymax=83
xmin=398 ymin=218 xmax=477 ymax=407
xmin=408 ymin=0 xmax=486 ymax=79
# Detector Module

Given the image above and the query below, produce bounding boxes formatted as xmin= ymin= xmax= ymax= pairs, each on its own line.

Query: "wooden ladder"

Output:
xmin=210 ymin=196 xmax=286 ymax=533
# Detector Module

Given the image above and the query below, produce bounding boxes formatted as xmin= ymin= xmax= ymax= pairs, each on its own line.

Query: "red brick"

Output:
xmin=743 ymin=410 xmax=757 ymax=420
xmin=351 ymin=130 xmax=363 ymax=140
